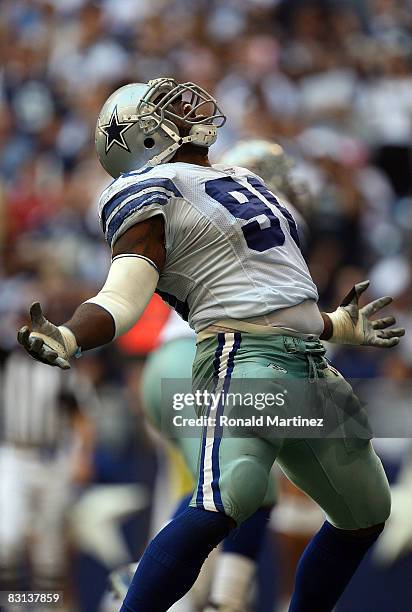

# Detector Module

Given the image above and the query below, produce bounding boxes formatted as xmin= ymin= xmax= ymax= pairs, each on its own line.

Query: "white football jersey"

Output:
xmin=98 ymin=162 xmax=318 ymax=332
xmin=159 ymin=309 xmax=196 ymax=345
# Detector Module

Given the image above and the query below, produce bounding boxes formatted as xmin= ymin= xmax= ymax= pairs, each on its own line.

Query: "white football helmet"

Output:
xmin=95 ymin=78 xmax=226 ymax=178
xmin=220 ymin=140 xmax=299 ymax=204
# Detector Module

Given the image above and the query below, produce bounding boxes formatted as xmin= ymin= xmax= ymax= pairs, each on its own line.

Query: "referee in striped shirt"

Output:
xmin=0 ymin=343 xmax=95 ymax=594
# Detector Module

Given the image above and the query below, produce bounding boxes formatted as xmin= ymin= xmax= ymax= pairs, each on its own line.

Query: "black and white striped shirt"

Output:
xmin=0 ymin=350 xmax=84 ymax=448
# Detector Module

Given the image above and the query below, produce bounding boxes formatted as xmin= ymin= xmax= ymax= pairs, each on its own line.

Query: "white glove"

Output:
xmin=17 ymin=302 xmax=79 ymax=369
xmin=326 ymin=280 xmax=405 ymax=347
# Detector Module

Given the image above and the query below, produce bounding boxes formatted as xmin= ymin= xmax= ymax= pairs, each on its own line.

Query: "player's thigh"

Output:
xmin=277 ymin=437 xmax=391 ymax=530
xmin=192 ymin=333 xmax=289 ymax=524
xmin=192 ymin=434 xmax=279 ymax=526
xmin=192 ymin=333 xmax=296 ymax=524
xmin=181 ymin=424 xmax=278 ymax=513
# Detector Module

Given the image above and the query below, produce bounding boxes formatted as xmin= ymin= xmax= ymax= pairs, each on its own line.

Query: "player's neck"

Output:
xmin=171 ymin=144 xmax=211 ymax=167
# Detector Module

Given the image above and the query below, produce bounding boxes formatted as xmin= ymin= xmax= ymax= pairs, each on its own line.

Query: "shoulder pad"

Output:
xmin=98 ymin=165 xmax=182 ymax=247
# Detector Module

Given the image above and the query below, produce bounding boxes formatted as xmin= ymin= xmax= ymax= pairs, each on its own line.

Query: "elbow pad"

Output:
xmin=84 ymin=255 xmax=159 ymax=338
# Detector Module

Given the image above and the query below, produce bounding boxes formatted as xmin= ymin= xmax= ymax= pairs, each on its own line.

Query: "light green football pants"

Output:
xmin=141 ymin=336 xmax=278 ymax=508
xmin=189 ymin=332 xmax=391 ymax=528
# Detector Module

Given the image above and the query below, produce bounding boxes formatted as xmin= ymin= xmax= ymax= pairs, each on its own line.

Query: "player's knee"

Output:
xmin=220 ymin=457 xmax=270 ymax=525
xmin=329 ymin=465 xmax=391 ymax=531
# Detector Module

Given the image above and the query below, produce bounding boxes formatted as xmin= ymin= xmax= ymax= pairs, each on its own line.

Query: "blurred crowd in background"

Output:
xmin=1 ymin=0 xmax=412 ymax=611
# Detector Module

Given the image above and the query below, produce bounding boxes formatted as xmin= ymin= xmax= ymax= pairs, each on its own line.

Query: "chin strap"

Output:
xmin=147 ymin=122 xmax=217 ymax=166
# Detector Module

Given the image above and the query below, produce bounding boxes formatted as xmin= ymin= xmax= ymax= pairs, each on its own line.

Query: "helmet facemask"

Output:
xmin=137 ymin=78 xmax=226 ymax=136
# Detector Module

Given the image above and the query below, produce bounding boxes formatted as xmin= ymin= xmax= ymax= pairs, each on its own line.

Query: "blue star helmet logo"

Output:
xmin=99 ymin=106 xmax=134 ymax=154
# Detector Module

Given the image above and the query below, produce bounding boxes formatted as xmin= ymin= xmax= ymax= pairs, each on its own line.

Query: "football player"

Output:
xmin=110 ymin=140 xmax=295 ymax=610
xmin=18 ymin=78 xmax=405 ymax=612
xmin=110 ymin=141 xmax=298 ymax=612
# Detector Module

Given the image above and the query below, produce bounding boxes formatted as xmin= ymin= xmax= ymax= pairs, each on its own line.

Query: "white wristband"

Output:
xmin=326 ymin=308 xmax=361 ymax=345
xmin=84 ymin=255 xmax=159 ymax=338
xmin=58 ymin=325 xmax=80 ymax=357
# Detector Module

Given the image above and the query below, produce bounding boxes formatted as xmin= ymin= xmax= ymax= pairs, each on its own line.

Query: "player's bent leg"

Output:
xmin=191 ymin=429 xmax=277 ymax=611
xmin=171 ymin=434 xmax=276 ymax=612
xmin=165 ymin=470 xmax=276 ymax=612
xmin=278 ymin=438 xmax=391 ymax=612
xmin=192 ymin=332 xmax=282 ymax=611
xmin=121 ymin=335 xmax=235 ymax=612
xmin=278 ymin=438 xmax=391 ymax=530
xmin=121 ymin=334 xmax=280 ymax=611
xmin=120 ymin=507 xmax=233 ymax=612
xmin=124 ymin=332 xmax=280 ymax=611
xmin=204 ymin=477 xmax=277 ymax=611
xmin=191 ymin=332 xmax=281 ymax=526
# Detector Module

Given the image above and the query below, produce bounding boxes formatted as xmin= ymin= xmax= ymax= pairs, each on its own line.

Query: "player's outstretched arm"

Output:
xmin=320 ymin=280 xmax=405 ymax=348
xmin=17 ymin=216 xmax=166 ymax=369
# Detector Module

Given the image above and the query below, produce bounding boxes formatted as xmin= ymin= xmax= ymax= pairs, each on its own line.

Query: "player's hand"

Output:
xmin=327 ymin=280 xmax=405 ymax=347
xmin=17 ymin=302 xmax=78 ymax=369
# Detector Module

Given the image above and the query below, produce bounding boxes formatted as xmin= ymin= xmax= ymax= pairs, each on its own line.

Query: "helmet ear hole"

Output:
xmin=144 ymin=137 xmax=155 ymax=149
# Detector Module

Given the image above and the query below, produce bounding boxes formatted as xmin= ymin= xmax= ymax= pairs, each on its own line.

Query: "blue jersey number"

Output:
xmin=205 ymin=176 xmax=300 ymax=252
